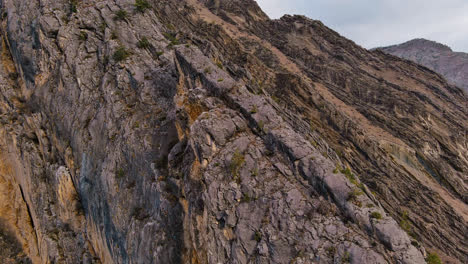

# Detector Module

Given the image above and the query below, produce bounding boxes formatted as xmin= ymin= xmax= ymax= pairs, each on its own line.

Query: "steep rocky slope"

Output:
xmin=0 ymin=0 xmax=466 ymax=263
xmin=378 ymin=39 xmax=468 ymax=93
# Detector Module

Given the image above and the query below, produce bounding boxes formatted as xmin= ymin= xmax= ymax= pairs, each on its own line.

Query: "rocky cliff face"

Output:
xmin=0 ymin=0 xmax=466 ymax=263
xmin=378 ymin=38 xmax=468 ymax=93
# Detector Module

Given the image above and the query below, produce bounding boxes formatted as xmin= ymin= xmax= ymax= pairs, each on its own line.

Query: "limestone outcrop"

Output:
xmin=0 ymin=0 xmax=466 ymax=263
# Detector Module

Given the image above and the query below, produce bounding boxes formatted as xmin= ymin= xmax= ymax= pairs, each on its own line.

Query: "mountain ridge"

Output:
xmin=0 ymin=0 xmax=466 ymax=263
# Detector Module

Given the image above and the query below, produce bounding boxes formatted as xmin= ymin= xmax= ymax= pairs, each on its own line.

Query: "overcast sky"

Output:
xmin=256 ymin=0 xmax=468 ymax=52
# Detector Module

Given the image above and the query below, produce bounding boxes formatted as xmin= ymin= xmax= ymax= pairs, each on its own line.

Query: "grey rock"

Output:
xmin=0 ymin=1 xmax=465 ymax=264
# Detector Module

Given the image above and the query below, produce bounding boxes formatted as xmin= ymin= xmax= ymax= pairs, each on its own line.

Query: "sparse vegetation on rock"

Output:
xmin=114 ymin=9 xmax=128 ymax=21
xmin=229 ymin=150 xmax=245 ymax=181
xmin=137 ymin=37 xmax=151 ymax=49
xmin=134 ymin=0 xmax=151 ymax=12
xmin=113 ymin=46 xmax=130 ymax=62
xmin=426 ymin=252 xmax=442 ymax=264
xmin=0 ymin=0 xmax=466 ymax=263
xmin=370 ymin=212 xmax=382 ymax=220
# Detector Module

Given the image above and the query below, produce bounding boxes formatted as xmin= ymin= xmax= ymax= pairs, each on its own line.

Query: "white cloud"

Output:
xmin=256 ymin=0 xmax=468 ymax=52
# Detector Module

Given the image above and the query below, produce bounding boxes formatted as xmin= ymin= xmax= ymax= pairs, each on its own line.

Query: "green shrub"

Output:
xmin=370 ymin=211 xmax=382 ymax=220
xmin=204 ymin=67 xmax=212 ymax=74
xmin=230 ymin=150 xmax=245 ymax=179
xmin=99 ymin=22 xmax=107 ymax=32
xmin=426 ymin=252 xmax=442 ymax=264
xmin=254 ymin=231 xmax=262 ymax=242
xmin=113 ymin=46 xmax=130 ymax=62
xmin=240 ymin=193 xmax=251 ymax=203
xmin=400 ymin=211 xmax=412 ymax=233
xmin=341 ymin=167 xmax=359 ymax=186
xmin=347 ymin=188 xmax=363 ymax=202
xmin=69 ymin=0 xmax=78 ymax=13
xmin=325 ymin=246 xmax=336 ymax=257
xmin=258 ymin=120 xmax=265 ymax=131
xmin=79 ymin=31 xmax=88 ymax=41
xmin=134 ymin=0 xmax=151 ymax=12
xmin=215 ymin=59 xmax=223 ymax=69
xmin=251 ymin=168 xmax=258 ymax=177
xmin=163 ymin=32 xmax=176 ymax=41
xmin=271 ymin=95 xmax=280 ymax=103
xmin=310 ymin=140 xmax=318 ymax=147
xmin=250 ymin=105 xmax=258 ymax=114
xmin=114 ymin=9 xmax=128 ymax=21
xmin=156 ymin=51 xmax=164 ymax=58
xmin=163 ymin=32 xmax=179 ymax=47
xmin=137 ymin=37 xmax=151 ymax=49
xmin=341 ymin=251 xmax=351 ymax=263
xmin=116 ymin=168 xmax=125 ymax=179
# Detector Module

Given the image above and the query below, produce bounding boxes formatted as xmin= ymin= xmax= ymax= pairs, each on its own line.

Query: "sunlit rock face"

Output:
xmin=0 ymin=1 xmax=466 ymax=263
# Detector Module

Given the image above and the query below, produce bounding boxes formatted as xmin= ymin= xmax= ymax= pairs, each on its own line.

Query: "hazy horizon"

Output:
xmin=256 ymin=0 xmax=468 ymax=53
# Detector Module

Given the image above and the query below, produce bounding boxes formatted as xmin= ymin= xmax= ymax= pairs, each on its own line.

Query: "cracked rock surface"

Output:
xmin=0 ymin=0 xmax=466 ymax=263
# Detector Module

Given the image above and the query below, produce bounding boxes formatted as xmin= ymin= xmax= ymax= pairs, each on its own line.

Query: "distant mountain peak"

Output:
xmin=379 ymin=39 xmax=467 ymax=92
xmin=395 ymin=38 xmax=453 ymax=52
